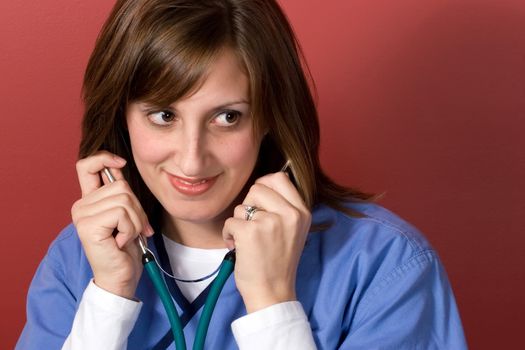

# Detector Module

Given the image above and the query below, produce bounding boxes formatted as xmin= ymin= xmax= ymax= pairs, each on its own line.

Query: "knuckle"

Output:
xmin=74 ymin=217 xmax=88 ymax=235
xmin=96 ymin=150 xmax=111 ymax=157
xmin=250 ymin=183 xmax=262 ymax=192
xmin=224 ymin=217 xmax=235 ymax=227
xmin=71 ymin=198 xmax=81 ymax=211
xmin=114 ymin=206 xmax=127 ymax=218
xmin=116 ymin=192 xmax=133 ymax=206
xmin=255 ymin=172 xmax=272 ymax=183
xmin=284 ymin=206 xmax=301 ymax=223
xmin=71 ymin=200 xmax=82 ymax=221
xmin=115 ymin=179 xmax=131 ymax=192
xmin=304 ymin=210 xmax=312 ymax=224
xmin=111 ymin=180 xmax=130 ymax=194
xmin=75 ymin=158 xmax=86 ymax=172
xmin=263 ymin=215 xmax=279 ymax=233
xmin=222 ymin=219 xmax=236 ymax=237
xmin=248 ymin=183 xmax=264 ymax=197
xmin=234 ymin=204 xmax=245 ymax=217
xmin=274 ymin=171 xmax=287 ymax=181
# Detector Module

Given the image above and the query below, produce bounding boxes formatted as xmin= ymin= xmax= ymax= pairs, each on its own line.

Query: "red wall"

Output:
xmin=1 ymin=0 xmax=523 ymax=348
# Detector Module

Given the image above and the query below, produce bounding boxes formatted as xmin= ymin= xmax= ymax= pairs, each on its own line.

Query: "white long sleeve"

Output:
xmin=232 ymin=301 xmax=317 ymax=350
xmin=61 ymin=280 xmax=141 ymax=350
xmin=63 ymin=238 xmax=316 ymax=349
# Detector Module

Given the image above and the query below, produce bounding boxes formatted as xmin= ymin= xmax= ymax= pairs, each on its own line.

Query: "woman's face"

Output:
xmin=126 ymin=49 xmax=263 ymax=226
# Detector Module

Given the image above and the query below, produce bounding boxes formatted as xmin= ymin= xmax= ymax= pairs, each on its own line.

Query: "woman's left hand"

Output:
xmin=222 ymin=172 xmax=311 ymax=313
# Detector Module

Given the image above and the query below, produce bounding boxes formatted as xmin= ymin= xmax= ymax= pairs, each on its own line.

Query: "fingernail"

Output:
xmin=113 ymin=155 xmax=127 ymax=164
xmin=144 ymin=223 xmax=154 ymax=236
xmin=225 ymin=240 xmax=235 ymax=250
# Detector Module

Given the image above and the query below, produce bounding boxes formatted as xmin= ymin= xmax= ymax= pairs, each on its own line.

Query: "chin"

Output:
xmin=163 ymin=200 xmax=234 ymax=224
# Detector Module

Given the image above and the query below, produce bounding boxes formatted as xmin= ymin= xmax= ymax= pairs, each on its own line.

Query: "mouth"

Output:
xmin=167 ymin=173 xmax=219 ymax=196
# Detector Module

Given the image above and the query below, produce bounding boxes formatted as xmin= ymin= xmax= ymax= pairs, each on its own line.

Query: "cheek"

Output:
xmin=216 ymin=133 xmax=260 ymax=169
xmin=128 ymin=125 xmax=167 ymax=165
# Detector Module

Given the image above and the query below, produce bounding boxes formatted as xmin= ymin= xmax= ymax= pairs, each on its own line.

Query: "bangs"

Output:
xmin=127 ymin=3 xmax=234 ymax=106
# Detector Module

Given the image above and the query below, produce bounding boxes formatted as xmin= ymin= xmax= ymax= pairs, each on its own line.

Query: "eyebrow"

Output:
xmin=209 ymin=100 xmax=250 ymax=112
xmin=139 ymin=100 xmax=250 ymax=113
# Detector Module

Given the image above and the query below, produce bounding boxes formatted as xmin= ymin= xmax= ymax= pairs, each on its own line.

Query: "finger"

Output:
xmin=73 ymin=180 xmax=154 ymax=236
xmin=115 ymin=216 xmax=141 ymax=250
xmin=78 ymin=180 xmax=144 ymax=219
xmin=255 ymin=172 xmax=306 ymax=211
xmin=78 ymin=193 xmax=148 ymax=237
xmin=76 ymin=151 xmax=127 ymax=197
xmin=105 ymin=207 xmax=141 ymax=250
xmin=222 ymin=217 xmax=253 ymax=250
xmin=233 ymin=204 xmax=264 ymax=221
xmin=223 ymin=213 xmax=283 ymax=251
xmin=76 ymin=206 xmax=136 ymax=247
xmin=242 ymin=182 xmax=298 ymax=218
xmin=120 ymin=235 xmax=142 ymax=261
xmin=241 ymin=183 xmax=311 ymax=240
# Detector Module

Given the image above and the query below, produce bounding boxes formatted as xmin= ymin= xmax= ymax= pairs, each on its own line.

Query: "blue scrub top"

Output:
xmin=17 ymin=201 xmax=467 ymax=349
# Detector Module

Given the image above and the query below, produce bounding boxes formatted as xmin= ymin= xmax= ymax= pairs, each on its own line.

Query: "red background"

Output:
xmin=1 ymin=0 xmax=524 ymax=348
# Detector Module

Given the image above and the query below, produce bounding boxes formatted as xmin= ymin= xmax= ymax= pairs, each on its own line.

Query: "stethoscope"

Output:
xmin=102 ymin=160 xmax=291 ymax=349
xmin=103 ymin=167 xmax=235 ymax=350
xmin=142 ymin=245 xmax=235 ymax=350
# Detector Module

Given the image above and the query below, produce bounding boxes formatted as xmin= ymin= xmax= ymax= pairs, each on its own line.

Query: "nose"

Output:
xmin=175 ymin=123 xmax=208 ymax=177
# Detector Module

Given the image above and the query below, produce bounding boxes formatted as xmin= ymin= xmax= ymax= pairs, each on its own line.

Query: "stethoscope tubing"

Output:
xmin=143 ymin=251 xmax=187 ymax=350
xmin=101 ymin=167 xmax=237 ymax=349
xmin=143 ymin=247 xmax=235 ymax=350
xmin=193 ymin=250 xmax=235 ymax=350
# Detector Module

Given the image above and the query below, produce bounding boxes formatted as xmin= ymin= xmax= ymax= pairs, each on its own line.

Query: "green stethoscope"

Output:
xmin=103 ymin=168 xmax=235 ymax=350
xmin=142 ymin=246 xmax=235 ymax=350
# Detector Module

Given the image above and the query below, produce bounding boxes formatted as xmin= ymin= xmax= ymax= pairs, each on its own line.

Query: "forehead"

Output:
xmin=176 ymin=48 xmax=249 ymax=107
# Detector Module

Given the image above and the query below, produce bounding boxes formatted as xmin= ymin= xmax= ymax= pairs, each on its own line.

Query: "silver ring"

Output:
xmin=244 ymin=205 xmax=258 ymax=221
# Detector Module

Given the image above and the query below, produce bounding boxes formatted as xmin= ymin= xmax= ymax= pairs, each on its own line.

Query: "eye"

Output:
xmin=147 ymin=110 xmax=175 ymax=126
xmin=214 ymin=110 xmax=241 ymax=127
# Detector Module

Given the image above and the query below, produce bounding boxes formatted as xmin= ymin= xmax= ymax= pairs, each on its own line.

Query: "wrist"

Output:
xmin=93 ymin=278 xmax=138 ymax=300
xmin=242 ymin=288 xmax=297 ymax=313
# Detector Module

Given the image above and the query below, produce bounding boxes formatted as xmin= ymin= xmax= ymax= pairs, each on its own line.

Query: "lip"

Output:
xmin=167 ymin=173 xmax=219 ymax=196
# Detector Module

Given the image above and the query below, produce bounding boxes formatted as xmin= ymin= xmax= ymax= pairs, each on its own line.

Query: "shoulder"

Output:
xmin=41 ymin=223 xmax=91 ymax=289
xmin=301 ymin=201 xmax=445 ymax=314
xmin=18 ymin=224 xmax=92 ymax=349
xmin=308 ymin=201 xmax=434 ymax=264
xmin=45 ymin=223 xmax=83 ymax=263
xmin=303 ymin=202 xmax=466 ymax=348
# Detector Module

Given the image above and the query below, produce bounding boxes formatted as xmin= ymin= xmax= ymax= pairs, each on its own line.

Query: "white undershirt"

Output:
xmin=61 ymin=235 xmax=317 ymax=349
xmin=162 ymin=235 xmax=228 ymax=302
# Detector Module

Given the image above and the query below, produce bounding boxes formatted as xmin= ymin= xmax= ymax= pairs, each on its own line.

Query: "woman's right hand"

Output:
xmin=71 ymin=151 xmax=154 ymax=299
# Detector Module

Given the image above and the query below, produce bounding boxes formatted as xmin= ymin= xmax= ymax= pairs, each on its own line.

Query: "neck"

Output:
xmin=162 ymin=214 xmax=228 ymax=249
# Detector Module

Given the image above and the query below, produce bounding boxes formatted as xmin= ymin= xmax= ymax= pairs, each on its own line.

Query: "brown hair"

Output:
xmin=80 ymin=0 xmax=375 ymax=228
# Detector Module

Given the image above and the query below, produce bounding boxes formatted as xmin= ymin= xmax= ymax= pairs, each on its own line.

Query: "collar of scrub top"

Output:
xmin=152 ymin=232 xmax=218 ymax=314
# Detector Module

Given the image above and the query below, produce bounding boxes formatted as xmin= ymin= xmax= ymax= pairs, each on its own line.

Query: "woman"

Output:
xmin=17 ymin=0 xmax=467 ymax=349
